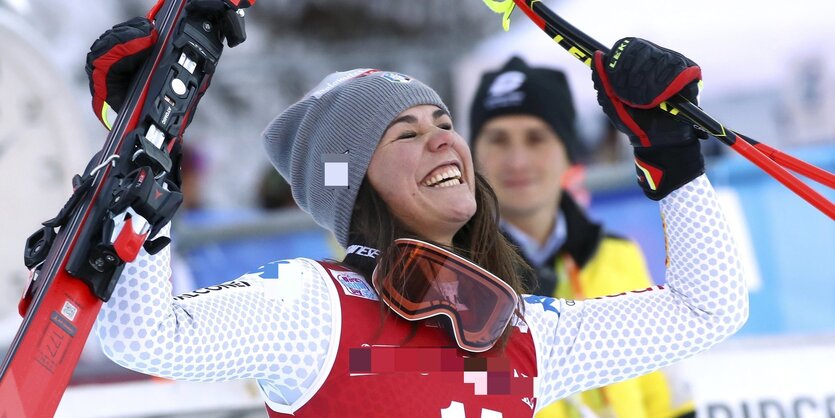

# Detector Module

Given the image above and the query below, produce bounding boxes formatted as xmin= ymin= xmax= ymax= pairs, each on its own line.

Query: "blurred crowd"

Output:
xmin=5 ymin=0 xmax=834 ymax=215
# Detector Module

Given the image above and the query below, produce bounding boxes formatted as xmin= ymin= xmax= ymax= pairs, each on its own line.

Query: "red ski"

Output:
xmin=0 ymin=1 xmax=252 ymax=415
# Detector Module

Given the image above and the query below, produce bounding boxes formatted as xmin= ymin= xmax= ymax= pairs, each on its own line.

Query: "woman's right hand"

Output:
xmin=85 ymin=17 xmax=157 ymax=130
xmin=84 ymin=0 xmax=254 ymax=130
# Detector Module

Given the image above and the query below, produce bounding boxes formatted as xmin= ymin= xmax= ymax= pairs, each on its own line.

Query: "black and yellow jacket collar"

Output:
xmin=502 ymin=191 xmax=604 ymax=296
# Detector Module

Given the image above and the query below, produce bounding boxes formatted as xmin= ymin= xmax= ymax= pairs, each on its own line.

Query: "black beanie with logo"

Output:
xmin=469 ymin=56 xmax=583 ymax=162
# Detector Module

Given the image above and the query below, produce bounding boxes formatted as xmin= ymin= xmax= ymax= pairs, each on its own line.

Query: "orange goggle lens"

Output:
xmin=372 ymin=238 xmax=519 ymax=352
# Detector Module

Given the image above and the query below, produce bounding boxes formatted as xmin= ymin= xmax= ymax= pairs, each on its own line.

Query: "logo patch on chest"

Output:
xmin=330 ymin=269 xmax=379 ymax=301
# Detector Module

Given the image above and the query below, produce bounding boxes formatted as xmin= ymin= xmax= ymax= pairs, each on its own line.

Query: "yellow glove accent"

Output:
xmin=481 ymin=0 xmax=516 ymax=31
xmin=100 ymin=101 xmax=115 ymax=131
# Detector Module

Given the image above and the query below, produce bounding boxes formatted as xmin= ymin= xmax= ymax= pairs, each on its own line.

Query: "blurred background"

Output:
xmin=1 ymin=0 xmax=833 ymax=416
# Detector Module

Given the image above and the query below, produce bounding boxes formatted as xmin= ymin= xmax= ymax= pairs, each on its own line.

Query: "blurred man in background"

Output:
xmin=469 ymin=56 xmax=695 ymax=418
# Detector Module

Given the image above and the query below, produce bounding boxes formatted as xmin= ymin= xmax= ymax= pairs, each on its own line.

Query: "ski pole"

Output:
xmin=484 ymin=0 xmax=835 ymax=220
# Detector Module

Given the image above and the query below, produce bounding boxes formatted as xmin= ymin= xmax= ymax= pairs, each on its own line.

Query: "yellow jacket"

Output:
xmin=504 ymin=193 xmax=695 ymax=418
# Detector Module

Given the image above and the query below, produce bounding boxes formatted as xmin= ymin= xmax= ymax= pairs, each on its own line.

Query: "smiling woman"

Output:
xmin=91 ymin=11 xmax=748 ymax=417
xmin=368 ymin=105 xmax=477 ymax=246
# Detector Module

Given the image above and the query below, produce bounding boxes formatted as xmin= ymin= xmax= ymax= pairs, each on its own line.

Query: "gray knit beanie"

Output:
xmin=262 ymin=69 xmax=448 ymax=248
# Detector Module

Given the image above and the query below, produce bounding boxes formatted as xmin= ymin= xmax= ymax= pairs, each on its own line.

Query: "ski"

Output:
xmin=0 ymin=1 xmax=251 ymax=415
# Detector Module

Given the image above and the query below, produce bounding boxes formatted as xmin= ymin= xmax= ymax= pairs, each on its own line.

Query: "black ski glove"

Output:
xmin=591 ymin=37 xmax=706 ymax=200
xmin=85 ymin=0 xmax=254 ymax=130
xmin=86 ymin=17 xmax=157 ymax=130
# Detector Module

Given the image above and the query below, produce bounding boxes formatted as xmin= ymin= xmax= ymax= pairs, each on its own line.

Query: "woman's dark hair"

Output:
xmin=345 ymin=172 xmax=532 ymax=349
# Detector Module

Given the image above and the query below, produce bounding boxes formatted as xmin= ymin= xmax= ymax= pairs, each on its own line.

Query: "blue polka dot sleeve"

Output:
xmin=525 ymin=175 xmax=748 ymax=410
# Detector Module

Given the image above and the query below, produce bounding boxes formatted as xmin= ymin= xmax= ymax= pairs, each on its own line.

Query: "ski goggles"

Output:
xmin=371 ymin=238 xmax=519 ymax=352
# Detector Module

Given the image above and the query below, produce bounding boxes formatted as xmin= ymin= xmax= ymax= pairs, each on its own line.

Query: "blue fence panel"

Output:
xmin=183 ymin=230 xmax=336 ymax=289
xmin=587 ymin=145 xmax=835 ymax=336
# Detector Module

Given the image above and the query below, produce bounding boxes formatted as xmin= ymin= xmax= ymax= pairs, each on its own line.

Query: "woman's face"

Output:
xmin=367 ymin=105 xmax=477 ymax=246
